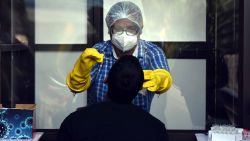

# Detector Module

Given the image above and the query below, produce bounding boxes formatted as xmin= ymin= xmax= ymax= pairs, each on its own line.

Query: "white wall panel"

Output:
xmin=35 ymin=0 xmax=87 ymax=44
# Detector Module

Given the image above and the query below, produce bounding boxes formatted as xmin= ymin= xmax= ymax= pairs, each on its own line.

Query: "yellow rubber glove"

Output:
xmin=143 ymin=69 xmax=172 ymax=94
xmin=66 ymin=48 xmax=104 ymax=93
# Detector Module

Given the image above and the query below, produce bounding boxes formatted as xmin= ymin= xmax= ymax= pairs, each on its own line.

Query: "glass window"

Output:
xmin=0 ymin=0 xmax=243 ymax=132
xmin=150 ymin=59 xmax=206 ymax=130
xmin=35 ymin=52 xmax=86 ymax=129
xmin=35 ymin=0 xmax=87 ymax=44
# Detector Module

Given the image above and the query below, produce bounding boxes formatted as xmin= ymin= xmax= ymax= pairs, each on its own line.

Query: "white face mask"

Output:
xmin=111 ymin=32 xmax=138 ymax=52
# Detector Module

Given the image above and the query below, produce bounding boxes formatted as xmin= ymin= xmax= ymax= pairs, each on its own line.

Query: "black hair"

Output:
xmin=107 ymin=55 xmax=144 ymax=104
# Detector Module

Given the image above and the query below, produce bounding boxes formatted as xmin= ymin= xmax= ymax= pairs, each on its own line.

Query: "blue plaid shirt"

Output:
xmin=88 ymin=40 xmax=170 ymax=112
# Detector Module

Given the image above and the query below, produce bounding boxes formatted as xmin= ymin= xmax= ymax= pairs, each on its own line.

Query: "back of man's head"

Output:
xmin=107 ymin=55 xmax=144 ymax=104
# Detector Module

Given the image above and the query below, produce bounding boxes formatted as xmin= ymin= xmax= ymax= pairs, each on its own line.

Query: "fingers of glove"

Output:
xmin=143 ymin=70 xmax=153 ymax=80
xmin=66 ymin=73 xmax=91 ymax=93
xmin=143 ymin=80 xmax=158 ymax=89
xmin=82 ymin=48 xmax=104 ymax=63
xmin=148 ymin=86 xmax=159 ymax=92
xmin=143 ymin=80 xmax=153 ymax=88
xmin=89 ymin=52 xmax=104 ymax=63
xmin=154 ymin=69 xmax=172 ymax=88
xmin=143 ymin=81 xmax=158 ymax=92
xmin=72 ymin=60 xmax=91 ymax=77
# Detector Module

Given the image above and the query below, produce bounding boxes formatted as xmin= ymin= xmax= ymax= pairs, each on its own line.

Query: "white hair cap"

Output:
xmin=105 ymin=1 xmax=143 ymax=30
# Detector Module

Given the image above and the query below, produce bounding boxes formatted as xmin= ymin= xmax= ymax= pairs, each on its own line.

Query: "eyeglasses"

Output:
xmin=111 ymin=26 xmax=140 ymax=36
